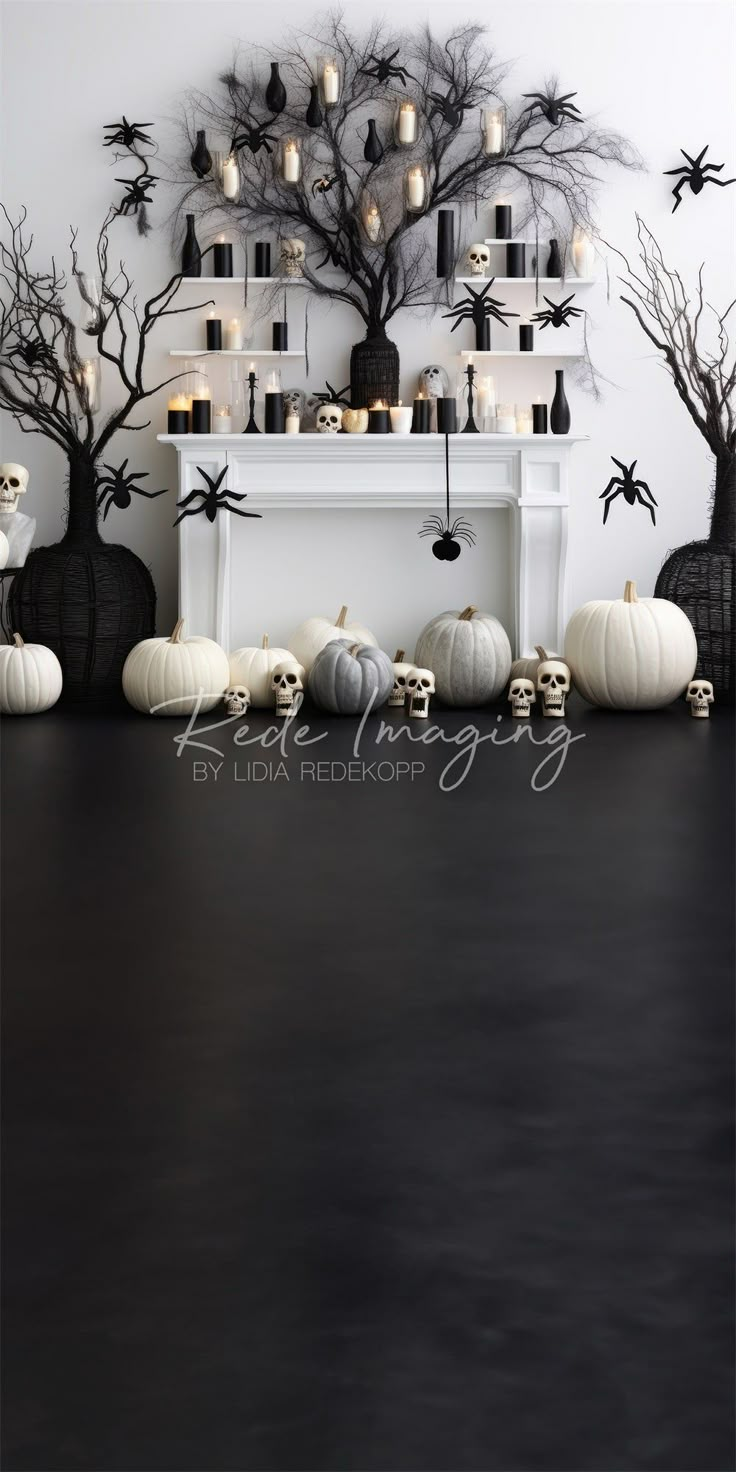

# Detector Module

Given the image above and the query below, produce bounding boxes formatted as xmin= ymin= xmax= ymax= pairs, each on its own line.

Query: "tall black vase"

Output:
xmin=306 ymin=85 xmax=323 ymax=128
xmin=8 ymin=458 xmax=156 ymax=707
xmin=266 ymin=62 xmax=287 ymax=114
xmin=364 ymin=119 xmax=384 ymax=165
xmin=190 ymin=130 xmax=212 ymax=179
xmin=350 ymin=333 xmax=400 ymax=409
xmin=546 ymin=238 xmax=563 ymax=277
xmin=181 ymin=214 xmax=202 ymax=278
xmin=550 ymin=371 xmax=571 ymax=434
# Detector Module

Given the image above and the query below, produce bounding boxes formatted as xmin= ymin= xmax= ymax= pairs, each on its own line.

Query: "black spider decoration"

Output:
xmin=599 ymin=457 xmax=657 ymax=526
xmin=522 ymin=87 xmax=582 ymax=127
xmin=311 ymin=173 xmax=342 ymax=199
xmin=357 ymin=48 xmax=413 ymax=87
xmin=443 ymin=280 xmax=519 ymax=340
xmin=316 ymin=239 xmax=344 ymax=270
xmin=173 ymin=465 xmax=262 ymax=526
xmin=96 ymin=459 xmax=167 ymax=521
xmin=114 ymin=169 xmax=158 ymax=216
xmin=531 ymin=293 xmax=583 ymax=330
xmin=7 ymin=335 xmax=59 ymax=374
xmin=427 ymin=90 xmax=466 ymax=129
xmin=664 ymin=146 xmax=736 ymax=213
xmin=312 ymin=381 xmax=352 ymax=409
xmin=418 ymin=435 xmax=476 ymax=560
xmin=231 ymin=123 xmax=279 ymax=157
xmin=103 ymin=117 xmax=155 ymax=151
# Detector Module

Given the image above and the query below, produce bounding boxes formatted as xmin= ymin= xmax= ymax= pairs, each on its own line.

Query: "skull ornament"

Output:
xmin=508 ymin=677 xmax=536 ymax=718
xmin=0 ymin=463 xmax=29 ymax=513
xmin=224 ymin=684 xmax=251 ymax=717
xmin=271 ymin=661 xmax=305 ymax=715
xmin=537 ymin=658 xmax=571 ymax=718
xmin=406 ymin=667 xmax=435 ymax=719
xmin=468 ymin=244 xmax=491 ymax=276
xmin=315 ymin=404 xmax=343 ymax=434
xmin=686 ymin=679 xmax=714 ymax=718
xmin=418 ymin=365 xmax=450 ymax=399
xmin=280 ymin=238 xmax=306 ymax=277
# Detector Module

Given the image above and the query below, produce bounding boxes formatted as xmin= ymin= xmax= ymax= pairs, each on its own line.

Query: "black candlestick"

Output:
xmin=462 ymin=364 xmax=479 ymax=434
xmin=254 ymin=242 xmax=271 ymax=277
xmin=495 ymin=204 xmax=512 ymax=239
xmin=437 ymin=397 xmax=458 ymax=434
xmin=213 ymin=241 xmax=233 ymax=277
xmin=532 ymin=402 xmax=548 ymax=434
xmin=244 ymin=371 xmax=260 ymax=434
xmin=272 ymin=321 xmax=288 ymax=351
xmin=206 ymin=317 xmax=222 ymax=350
xmin=519 ymin=323 xmax=534 ymax=351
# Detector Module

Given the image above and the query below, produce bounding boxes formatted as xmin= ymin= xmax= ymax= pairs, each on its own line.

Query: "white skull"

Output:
xmin=686 ymin=679 xmax=714 ymax=718
xmin=418 ymin=365 xmax=450 ymax=399
xmin=468 ymin=244 xmax=491 ymax=276
xmin=0 ymin=463 xmax=29 ymax=513
xmin=537 ymin=658 xmax=571 ymax=718
xmin=271 ymin=661 xmax=305 ymax=715
xmin=280 ymin=237 xmax=306 ymax=277
xmin=315 ymin=404 xmax=343 ymax=434
xmin=224 ymin=684 xmax=251 ymax=717
xmin=388 ymin=653 xmax=412 ymax=708
xmin=508 ymin=677 xmax=536 ymax=718
xmin=406 ymin=667 xmax=435 ymax=719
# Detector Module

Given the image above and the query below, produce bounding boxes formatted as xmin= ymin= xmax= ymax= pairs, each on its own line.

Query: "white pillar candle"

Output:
xmin=476 ymin=375 xmax=495 ymax=425
xmin=516 ymin=411 xmax=533 ymax=435
xmin=398 ymin=103 xmax=417 ymax=144
xmin=225 ymin=318 xmax=243 ymax=351
xmin=494 ymin=406 xmax=516 ymax=434
xmin=322 ymin=62 xmax=339 ymax=104
xmin=283 ymin=142 xmax=301 ymax=183
xmin=406 ymin=168 xmax=426 ymax=211
xmin=221 ymin=155 xmax=240 ymax=200
xmin=285 ymin=414 xmax=300 ymax=435
xmin=389 ymin=403 xmax=413 ymax=434
xmin=214 ymin=406 xmax=232 ymax=433
xmin=572 ymin=233 xmax=595 ymax=278
xmin=484 ymin=113 xmax=504 ymax=155
xmin=364 ymin=206 xmax=382 ymax=243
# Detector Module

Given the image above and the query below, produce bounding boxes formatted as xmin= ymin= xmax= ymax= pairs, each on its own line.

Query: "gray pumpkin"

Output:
xmin=414 ymin=604 xmax=512 ymax=707
xmin=309 ymin=639 xmax=394 ymax=715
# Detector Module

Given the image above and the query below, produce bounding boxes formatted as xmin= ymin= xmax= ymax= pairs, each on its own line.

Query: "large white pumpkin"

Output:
xmin=288 ymin=605 xmax=377 ymax=673
xmin=414 ymin=605 xmax=512 ymax=707
xmin=0 ymin=633 xmax=63 ymax=714
xmin=564 ymin=580 xmax=697 ymax=709
xmin=0 ymin=528 xmax=9 ymax=571
xmin=122 ymin=618 xmax=230 ymax=715
xmin=229 ymin=634 xmax=294 ymax=708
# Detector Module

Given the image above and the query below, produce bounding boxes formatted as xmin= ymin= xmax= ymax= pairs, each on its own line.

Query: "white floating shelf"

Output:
xmin=178 ymin=276 xmax=303 ymax=286
xmin=460 ymin=349 xmax=582 ymax=359
xmin=454 ymin=276 xmax=594 ymax=286
xmin=169 ymin=349 xmax=305 ymax=358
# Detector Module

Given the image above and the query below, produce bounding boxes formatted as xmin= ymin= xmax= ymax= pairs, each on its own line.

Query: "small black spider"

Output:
xmin=522 ymin=87 xmax=582 ymax=127
xmin=316 ymin=238 xmax=344 ymax=269
xmin=427 ymin=90 xmax=465 ymax=129
xmin=357 ymin=47 xmax=413 ymax=87
xmin=443 ymin=280 xmax=519 ymax=336
xmin=599 ymin=457 xmax=657 ymax=526
xmin=419 ymin=514 xmax=476 ymax=561
xmin=231 ymin=123 xmax=278 ymax=158
xmin=114 ymin=169 xmax=158 ymax=215
xmin=311 ymin=173 xmax=342 ymax=199
xmin=96 ymin=459 xmax=167 ymax=521
xmin=312 ymin=381 xmax=352 ymax=409
xmin=664 ymin=146 xmax=736 ymax=213
xmin=103 ymin=117 xmax=155 ymax=151
xmin=173 ymin=465 xmax=262 ymax=526
xmin=7 ymin=335 xmax=58 ymax=374
xmin=531 ymin=293 xmax=583 ymax=330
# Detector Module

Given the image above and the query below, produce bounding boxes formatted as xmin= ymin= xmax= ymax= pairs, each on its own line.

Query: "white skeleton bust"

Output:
xmin=280 ymin=238 xmax=306 ymax=277
xmin=0 ymin=463 xmax=35 ymax=566
xmin=406 ymin=667 xmax=435 ymax=719
xmin=271 ymin=661 xmax=305 ymax=715
xmin=315 ymin=404 xmax=343 ymax=434
xmin=0 ymin=464 xmax=28 ymax=513
xmin=467 ymin=244 xmax=491 ymax=276
xmin=508 ymin=677 xmax=535 ymax=718
xmin=537 ymin=658 xmax=571 ymax=718
xmin=686 ymin=679 xmax=714 ymax=718
xmin=224 ymin=684 xmax=251 ymax=717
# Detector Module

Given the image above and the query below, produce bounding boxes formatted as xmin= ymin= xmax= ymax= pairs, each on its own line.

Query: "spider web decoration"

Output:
xmin=418 ymin=435 xmax=476 ymax=560
xmin=104 ymin=115 xmax=159 ymax=236
xmin=174 ymin=465 xmax=263 ymax=526
xmin=96 ymin=459 xmax=167 ymax=521
xmin=599 ymin=456 xmax=657 ymax=526
xmin=664 ymin=145 xmax=736 ymax=213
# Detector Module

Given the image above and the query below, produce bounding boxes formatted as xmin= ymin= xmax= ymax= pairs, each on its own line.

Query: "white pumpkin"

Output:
xmin=564 ymin=580 xmax=697 ymax=709
xmin=288 ymin=605 xmax=377 ymax=673
xmin=229 ymin=634 xmax=294 ymax=708
xmin=0 ymin=632 xmax=62 ymax=714
xmin=510 ymin=645 xmax=564 ymax=684
xmin=0 ymin=528 xmax=9 ymax=571
xmin=414 ymin=605 xmax=512 ymax=707
xmin=122 ymin=618 xmax=230 ymax=715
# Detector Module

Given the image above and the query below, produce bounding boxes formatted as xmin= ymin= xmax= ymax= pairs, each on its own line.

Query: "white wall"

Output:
xmin=1 ymin=0 xmax=733 ymax=642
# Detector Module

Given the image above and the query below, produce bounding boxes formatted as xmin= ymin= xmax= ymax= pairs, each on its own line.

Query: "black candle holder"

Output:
xmin=254 ymin=242 xmax=271 ymax=277
xmin=495 ymin=204 xmax=512 ymax=239
xmin=532 ymin=402 xmax=548 ymax=434
xmin=265 ymin=392 xmax=285 ymax=433
xmin=213 ymin=241 xmax=234 ymax=277
xmin=206 ymin=317 xmax=222 ymax=350
xmin=272 ymin=321 xmax=288 ymax=352
xmin=437 ymin=397 xmax=458 ymax=434
xmin=462 ymin=364 xmax=479 ymax=434
xmin=191 ymin=398 xmax=211 ymax=433
xmin=506 ymin=243 xmax=525 ymax=278
xmin=167 ymin=409 xmax=190 ymax=434
xmin=244 ymin=370 xmax=260 ymax=434
xmin=519 ymin=323 xmax=534 ymax=352
xmin=412 ymin=398 xmax=431 ymax=433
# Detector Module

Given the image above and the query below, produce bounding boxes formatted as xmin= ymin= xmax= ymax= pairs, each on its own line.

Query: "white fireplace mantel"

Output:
xmin=158 ymin=433 xmax=587 ymax=656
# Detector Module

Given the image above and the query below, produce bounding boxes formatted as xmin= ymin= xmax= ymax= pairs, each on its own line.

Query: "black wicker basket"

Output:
xmin=350 ymin=334 xmax=400 ymax=410
xmin=655 ymin=538 xmax=735 ymax=699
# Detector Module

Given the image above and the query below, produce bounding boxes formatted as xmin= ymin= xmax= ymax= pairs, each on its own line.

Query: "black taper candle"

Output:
xmin=191 ymin=398 xmax=211 ymax=433
xmin=519 ymin=323 xmax=534 ymax=352
xmin=213 ymin=242 xmax=234 ymax=277
xmin=167 ymin=409 xmax=190 ymax=434
xmin=506 ymin=243 xmax=525 ymax=278
xmin=206 ymin=317 xmax=222 ymax=350
xmin=436 ymin=209 xmax=455 ymax=279
xmin=254 ymin=242 xmax=271 ymax=277
xmin=264 ymin=391 xmax=285 ymax=433
xmin=495 ymin=204 xmax=512 ymax=239
xmin=437 ymin=397 xmax=458 ymax=434
xmin=532 ymin=402 xmax=548 ymax=434
xmin=412 ymin=398 xmax=431 ymax=433
xmin=272 ymin=321 xmax=288 ymax=352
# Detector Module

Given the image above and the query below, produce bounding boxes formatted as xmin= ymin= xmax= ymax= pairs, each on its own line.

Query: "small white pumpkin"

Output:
xmin=229 ymin=634 xmax=294 ymax=708
xmin=122 ymin=618 xmax=230 ymax=715
xmin=564 ymin=580 xmax=697 ymax=709
xmin=0 ymin=632 xmax=62 ymax=714
xmin=288 ymin=605 xmax=377 ymax=673
xmin=510 ymin=645 xmax=564 ymax=684
xmin=414 ymin=604 xmax=512 ymax=707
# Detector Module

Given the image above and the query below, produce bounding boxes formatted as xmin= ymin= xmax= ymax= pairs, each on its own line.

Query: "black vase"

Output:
xmin=364 ymin=119 xmax=384 ymax=165
xmin=181 ymin=215 xmax=202 ymax=278
xmin=653 ymin=456 xmax=735 ymax=699
xmin=546 ymin=238 xmax=563 ymax=277
xmin=550 ymin=370 xmax=571 ymax=433
xmin=350 ymin=332 xmax=400 ymax=409
xmin=306 ymin=85 xmax=323 ymax=129
xmin=266 ymin=62 xmax=287 ymax=115
xmin=190 ymin=130 xmax=212 ymax=179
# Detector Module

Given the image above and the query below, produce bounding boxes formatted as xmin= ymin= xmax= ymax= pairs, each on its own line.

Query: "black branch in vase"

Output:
xmin=96 ymin=459 xmax=167 ymax=521
xmin=599 ymin=457 xmax=657 ymax=525
xmin=531 ymin=293 xmax=583 ymax=330
xmin=173 ymin=15 xmax=639 ymax=407
xmin=174 ymin=466 xmax=262 ymax=525
xmin=664 ymin=145 xmax=736 ymax=213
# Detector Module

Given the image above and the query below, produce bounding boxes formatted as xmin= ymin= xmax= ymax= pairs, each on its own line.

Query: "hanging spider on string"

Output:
xmin=599 ymin=456 xmax=657 ymax=525
xmin=443 ymin=280 xmax=519 ymax=350
xmin=418 ymin=435 xmax=476 ymax=561
xmin=522 ymin=84 xmax=582 ymax=127
xmin=173 ymin=465 xmax=263 ymax=525
xmin=357 ymin=48 xmax=414 ymax=86
xmin=664 ymin=145 xmax=736 ymax=213
xmin=104 ymin=114 xmax=159 ymax=236
xmin=96 ymin=459 xmax=167 ymax=521
xmin=231 ymin=122 xmax=279 ymax=158
xmin=103 ymin=118 xmax=155 ymax=151
xmin=532 ymin=293 xmax=583 ymax=330
xmin=427 ymin=88 xmax=466 ymax=128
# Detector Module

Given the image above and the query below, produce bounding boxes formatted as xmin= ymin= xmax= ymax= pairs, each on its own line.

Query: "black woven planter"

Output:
xmin=350 ymin=333 xmax=400 ymax=409
xmin=8 ymin=458 xmax=155 ymax=707
xmin=655 ymin=538 xmax=735 ymax=700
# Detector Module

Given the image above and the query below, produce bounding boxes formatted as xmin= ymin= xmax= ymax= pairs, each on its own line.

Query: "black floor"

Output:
xmin=2 ymin=700 xmax=734 ymax=1472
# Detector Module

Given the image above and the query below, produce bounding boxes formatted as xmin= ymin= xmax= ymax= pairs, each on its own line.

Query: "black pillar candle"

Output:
xmin=519 ymin=323 xmax=534 ymax=352
xmin=437 ymin=397 xmax=458 ymax=434
xmin=265 ymin=391 xmax=285 ymax=433
xmin=475 ymin=319 xmax=491 ymax=351
xmin=412 ymin=398 xmax=431 ymax=433
xmin=191 ymin=398 xmax=211 ymax=433
xmin=272 ymin=321 xmax=288 ymax=352
xmin=206 ymin=317 xmax=222 ymax=350
xmin=213 ymin=241 xmax=234 ymax=277
xmin=167 ymin=409 xmax=190 ymax=434
xmin=495 ymin=204 xmax=512 ymax=239
xmin=368 ymin=408 xmax=390 ymax=434
xmin=254 ymin=242 xmax=271 ymax=277
xmin=436 ymin=209 xmax=455 ymax=279
xmin=532 ymin=402 xmax=548 ymax=434
xmin=506 ymin=243 xmax=525 ymax=278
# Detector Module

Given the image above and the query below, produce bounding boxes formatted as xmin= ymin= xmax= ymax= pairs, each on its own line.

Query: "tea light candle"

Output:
xmin=406 ymin=167 xmax=426 ymax=212
xmin=225 ymin=317 xmax=243 ymax=351
xmin=285 ymin=412 xmax=300 ymax=435
xmin=398 ymin=101 xmax=417 ymax=144
xmin=494 ymin=403 xmax=516 ymax=434
xmin=221 ymin=154 xmax=240 ymax=200
xmin=368 ymin=399 xmax=390 ymax=433
xmin=213 ymin=235 xmax=233 ymax=277
xmin=495 ymin=203 xmax=512 ymax=239
xmin=282 ymin=140 xmax=301 ymax=184
xmin=532 ymin=398 xmax=548 ymax=434
xmin=322 ymin=61 xmax=339 ymax=105
xmin=516 ymin=409 xmax=533 ymax=435
xmin=389 ymin=401 xmax=413 ymax=435
xmin=519 ymin=321 xmax=534 ymax=352
xmin=167 ymin=393 xmax=190 ymax=434
xmin=214 ymin=404 xmax=232 ymax=433
xmin=205 ymin=312 xmax=222 ymax=350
